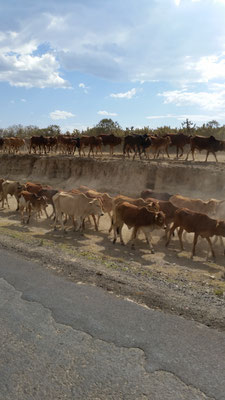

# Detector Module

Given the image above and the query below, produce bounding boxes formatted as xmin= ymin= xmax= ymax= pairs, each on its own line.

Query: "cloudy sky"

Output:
xmin=1 ymin=0 xmax=225 ymax=132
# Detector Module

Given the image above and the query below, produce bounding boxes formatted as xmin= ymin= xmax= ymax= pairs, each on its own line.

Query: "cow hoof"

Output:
xmin=151 ymin=249 xmax=155 ymax=254
xmin=113 ymin=239 xmax=116 ymax=244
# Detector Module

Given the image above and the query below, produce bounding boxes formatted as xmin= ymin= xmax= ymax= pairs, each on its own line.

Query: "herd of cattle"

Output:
xmin=1 ymin=178 xmax=225 ymax=259
xmin=0 ymin=133 xmax=225 ymax=161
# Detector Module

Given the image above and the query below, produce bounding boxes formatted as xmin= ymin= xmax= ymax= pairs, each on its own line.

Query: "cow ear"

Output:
xmin=216 ymin=221 xmax=220 ymax=228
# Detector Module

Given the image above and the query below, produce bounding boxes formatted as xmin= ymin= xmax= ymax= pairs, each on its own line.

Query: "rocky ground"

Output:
xmin=0 ymin=195 xmax=225 ymax=332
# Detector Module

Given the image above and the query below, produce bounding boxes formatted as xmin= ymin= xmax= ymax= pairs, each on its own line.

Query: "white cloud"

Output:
xmin=97 ymin=110 xmax=117 ymax=116
xmin=1 ymin=1 xmax=225 ymax=88
xmin=21 ymin=99 xmax=26 ymax=102
xmin=50 ymin=110 xmax=75 ymax=120
xmin=146 ymin=113 xmax=221 ymax=122
xmin=0 ymin=52 xmax=70 ymax=88
xmin=159 ymin=88 xmax=225 ymax=111
xmin=186 ymin=54 xmax=225 ymax=82
xmin=110 ymin=88 xmax=136 ymax=99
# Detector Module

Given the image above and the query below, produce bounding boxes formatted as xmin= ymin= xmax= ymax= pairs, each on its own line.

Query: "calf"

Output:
xmin=165 ymin=208 xmax=225 ymax=258
xmin=109 ymin=194 xmax=159 ymax=233
xmin=112 ymin=201 xmax=165 ymax=253
xmin=147 ymin=136 xmax=171 ymax=159
xmin=18 ymin=190 xmax=48 ymax=224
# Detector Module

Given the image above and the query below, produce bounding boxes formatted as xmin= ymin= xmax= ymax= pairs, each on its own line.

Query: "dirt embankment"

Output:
xmin=1 ymin=153 xmax=225 ymax=198
xmin=0 ymin=153 xmax=225 ymax=331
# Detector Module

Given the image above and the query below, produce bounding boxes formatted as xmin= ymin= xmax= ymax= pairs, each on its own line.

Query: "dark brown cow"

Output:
xmin=0 ymin=138 xmax=4 ymax=151
xmin=123 ymin=134 xmax=152 ymax=160
xmin=186 ymin=135 xmax=224 ymax=162
xmin=166 ymin=133 xmax=191 ymax=158
xmin=166 ymin=208 xmax=225 ymax=258
xmin=112 ymin=201 xmax=165 ymax=252
xmin=98 ymin=134 xmax=122 ymax=155
xmin=29 ymin=136 xmax=48 ymax=154
xmin=141 ymin=189 xmax=172 ymax=201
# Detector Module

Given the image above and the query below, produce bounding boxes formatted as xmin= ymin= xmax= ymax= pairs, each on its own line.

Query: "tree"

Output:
xmin=181 ymin=119 xmax=196 ymax=134
xmin=206 ymin=120 xmax=220 ymax=129
xmin=95 ymin=119 xmax=122 ymax=132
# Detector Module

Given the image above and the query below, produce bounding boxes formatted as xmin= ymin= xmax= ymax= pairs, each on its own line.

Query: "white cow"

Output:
xmin=52 ymin=191 xmax=104 ymax=231
xmin=1 ymin=180 xmax=24 ymax=210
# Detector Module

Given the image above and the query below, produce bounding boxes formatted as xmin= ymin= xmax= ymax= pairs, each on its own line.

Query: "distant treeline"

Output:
xmin=1 ymin=118 xmax=225 ymax=140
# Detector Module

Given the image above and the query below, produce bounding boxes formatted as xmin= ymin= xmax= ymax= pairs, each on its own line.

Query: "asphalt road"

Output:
xmin=0 ymin=246 xmax=224 ymax=400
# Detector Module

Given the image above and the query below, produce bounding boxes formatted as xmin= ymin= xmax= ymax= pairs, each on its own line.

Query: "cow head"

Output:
xmin=89 ymin=198 xmax=104 ymax=217
xmin=215 ymin=220 xmax=225 ymax=237
xmin=154 ymin=211 xmax=166 ymax=228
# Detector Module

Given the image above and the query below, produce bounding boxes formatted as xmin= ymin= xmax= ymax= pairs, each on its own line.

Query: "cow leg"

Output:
xmin=212 ymin=152 xmax=218 ymax=162
xmin=91 ymin=214 xmax=98 ymax=231
xmin=205 ymin=237 xmax=215 ymax=259
xmin=165 ymin=222 xmax=178 ymax=247
xmin=191 ymin=233 xmax=199 ymax=258
xmin=177 ymin=227 xmax=184 ymax=251
xmin=205 ymin=151 xmax=209 ymax=162
xmin=26 ymin=203 xmax=32 ymax=224
xmin=43 ymin=207 xmax=49 ymax=219
xmin=54 ymin=210 xmax=65 ymax=231
xmin=130 ymin=226 xmax=138 ymax=250
xmin=141 ymin=227 xmax=155 ymax=253
xmin=165 ymin=146 xmax=170 ymax=158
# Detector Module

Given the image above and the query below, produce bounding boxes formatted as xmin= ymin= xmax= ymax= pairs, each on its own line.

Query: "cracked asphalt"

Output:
xmin=0 ymin=246 xmax=224 ymax=399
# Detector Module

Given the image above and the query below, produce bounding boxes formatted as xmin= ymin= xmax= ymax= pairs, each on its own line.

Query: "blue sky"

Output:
xmin=1 ymin=0 xmax=225 ymax=132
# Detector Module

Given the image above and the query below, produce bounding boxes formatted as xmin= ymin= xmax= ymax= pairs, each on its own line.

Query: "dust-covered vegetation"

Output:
xmin=1 ymin=118 xmax=225 ymax=140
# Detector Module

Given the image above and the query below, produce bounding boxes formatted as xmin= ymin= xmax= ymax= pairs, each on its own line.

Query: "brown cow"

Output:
xmin=147 ymin=136 xmax=171 ymax=159
xmin=146 ymin=198 xmax=179 ymax=239
xmin=186 ymin=135 xmax=224 ymax=162
xmin=3 ymin=137 xmax=25 ymax=154
xmin=79 ymin=136 xmax=102 ymax=157
xmin=18 ymin=190 xmax=48 ymax=224
xmin=25 ymin=182 xmax=52 ymax=194
xmin=109 ymin=194 xmax=160 ymax=233
xmin=112 ymin=201 xmax=165 ymax=252
xmin=170 ymin=194 xmax=225 ymax=218
xmin=166 ymin=208 xmax=225 ymax=258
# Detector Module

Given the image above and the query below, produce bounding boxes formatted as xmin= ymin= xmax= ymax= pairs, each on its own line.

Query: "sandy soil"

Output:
xmin=0 ymin=191 xmax=225 ymax=332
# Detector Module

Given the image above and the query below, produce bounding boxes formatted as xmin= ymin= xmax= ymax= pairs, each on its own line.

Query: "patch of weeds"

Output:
xmin=214 ymin=289 xmax=224 ymax=297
